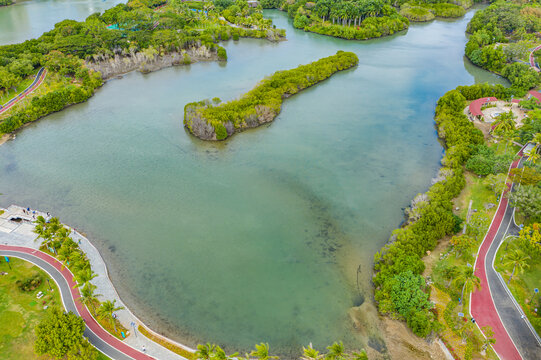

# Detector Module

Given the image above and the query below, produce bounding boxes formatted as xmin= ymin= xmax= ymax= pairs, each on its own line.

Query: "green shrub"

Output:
xmin=217 ymin=47 xmax=227 ymax=61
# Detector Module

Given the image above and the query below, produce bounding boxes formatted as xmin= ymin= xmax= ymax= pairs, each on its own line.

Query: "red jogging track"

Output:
xmin=0 ymin=244 xmax=156 ymax=360
xmin=470 ymin=150 xmax=523 ymax=360
xmin=0 ymin=68 xmax=47 ymax=115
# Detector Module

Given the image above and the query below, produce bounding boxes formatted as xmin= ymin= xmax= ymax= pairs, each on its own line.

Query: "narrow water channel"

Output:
xmin=0 ymin=4 xmax=507 ymax=356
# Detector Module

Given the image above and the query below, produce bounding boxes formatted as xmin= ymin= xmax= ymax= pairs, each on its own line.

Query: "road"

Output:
xmin=0 ymin=245 xmax=157 ymax=360
xmin=470 ymin=150 xmax=541 ymax=360
xmin=0 ymin=67 xmax=47 ymax=115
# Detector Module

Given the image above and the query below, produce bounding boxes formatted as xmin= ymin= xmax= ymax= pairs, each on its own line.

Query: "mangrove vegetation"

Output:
xmin=183 ymin=50 xmax=359 ymax=140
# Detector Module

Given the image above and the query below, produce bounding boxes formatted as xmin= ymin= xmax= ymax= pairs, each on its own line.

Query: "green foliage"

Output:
xmin=508 ymin=185 xmax=541 ymax=222
xmin=464 ymin=1 xmax=541 ymax=89
xmin=0 ymin=0 xmax=13 ymax=6
xmin=465 ymin=145 xmax=514 ymax=176
xmin=34 ymin=308 xmax=97 ymax=360
xmin=374 ymin=84 xmax=503 ymax=336
xmin=184 ymin=51 xmax=359 ymax=140
xmin=266 ymin=0 xmax=410 ymax=40
xmin=217 ymin=46 xmax=227 ymax=61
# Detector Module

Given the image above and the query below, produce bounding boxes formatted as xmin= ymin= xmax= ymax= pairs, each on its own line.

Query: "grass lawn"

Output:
xmin=494 ymin=238 xmax=541 ymax=335
xmin=0 ymin=256 xmax=110 ymax=359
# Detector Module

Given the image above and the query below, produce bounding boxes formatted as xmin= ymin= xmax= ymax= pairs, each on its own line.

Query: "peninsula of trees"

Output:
xmin=0 ymin=0 xmax=285 ymax=136
xmin=183 ymin=51 xmax=359 ymax=140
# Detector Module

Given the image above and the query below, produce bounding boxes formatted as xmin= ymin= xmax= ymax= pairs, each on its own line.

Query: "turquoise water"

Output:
xmin=0 ymin=0 xmax=125 ymax=45
xmin=0 ymin=4 xmax=507 ymax=356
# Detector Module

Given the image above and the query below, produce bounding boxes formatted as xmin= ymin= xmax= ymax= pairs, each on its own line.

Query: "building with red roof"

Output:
xmin=468 ymin=97 xmax=498 ymax=119
xmin=528 ymin=90 xmax=541 ymax=103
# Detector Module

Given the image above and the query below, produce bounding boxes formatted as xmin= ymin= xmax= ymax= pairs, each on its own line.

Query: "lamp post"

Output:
xmin=46 ymin=278 xmax=52 ymax=291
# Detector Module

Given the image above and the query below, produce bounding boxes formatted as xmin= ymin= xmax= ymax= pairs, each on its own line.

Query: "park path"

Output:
xmin=0 ymin=205 xmax=192 ymax=360
xmin=470 ymin=146 xmax=541 ymax=360
xmin=0 ymin=67 xmax=47 ymax=115
xmin=0 ymin=245 xmax=157 ymax=360
xmin=529 ymin=45 xmax=541 ymax=72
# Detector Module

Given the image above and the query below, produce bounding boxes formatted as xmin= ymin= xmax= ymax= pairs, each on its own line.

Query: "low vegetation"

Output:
xmin=184 ymin=51 xmax=358 ymax=140
xmin=138 ymin=325 xmax=196 ymax=360
xmin=465 ymin=0 xmax=541 ymax=93
xmin=0 ymin=0 xmax=13 ymax=6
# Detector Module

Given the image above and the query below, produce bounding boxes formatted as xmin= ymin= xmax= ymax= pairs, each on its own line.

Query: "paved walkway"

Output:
xmin=0 ymin=67 xmax=47 ymax=115
xmin=470 ymin=147 xmax=541 ymax=360
xmin=0 ymin=205 xmax=192 ymax=360
xmin=529 ymin=45 xmax=541 ymax=72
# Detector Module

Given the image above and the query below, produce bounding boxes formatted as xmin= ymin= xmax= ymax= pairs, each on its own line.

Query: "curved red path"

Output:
xmin=470 ymin=150 xmax=523 ymax=360
xmin=0 ymin=68 xmax=47 ymax=115
xmin=0 ymin=244 xmax=156 ymax=360
xmin=529 ymin=45 xmax=541 ymax=72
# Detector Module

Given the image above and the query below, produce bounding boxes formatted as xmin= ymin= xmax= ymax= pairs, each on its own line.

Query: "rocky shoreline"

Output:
xmin=86 ymin=45 xmax=218 ymax=80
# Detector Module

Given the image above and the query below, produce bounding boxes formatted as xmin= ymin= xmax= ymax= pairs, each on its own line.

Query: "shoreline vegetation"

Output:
xmin=183 ymin=51 xmax=359 ymax=140
xmin=0 ymin=0 xmax=285 ymax=138
xmin=0 ymin=0 xmax=14 ymax=7
xmin=260 ymin=0 xmax=478 ymax=41
xmin=465 ymin=0 xmax=541 ymax=91
xmin=372 ymin=0 xmax=541 ymax=356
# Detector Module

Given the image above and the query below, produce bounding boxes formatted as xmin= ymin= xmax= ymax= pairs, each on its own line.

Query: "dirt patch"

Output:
xmin=380 ymin=317 xmax=448 ymax=360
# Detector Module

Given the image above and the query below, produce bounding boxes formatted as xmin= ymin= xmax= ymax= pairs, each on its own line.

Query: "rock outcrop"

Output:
xmin=86 ymin=46 xmax=217 ymax=80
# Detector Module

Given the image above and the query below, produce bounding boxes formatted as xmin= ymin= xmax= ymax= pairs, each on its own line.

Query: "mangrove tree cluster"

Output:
xmin=184 ymin=51 xmax=359 ymax=140
xmin=373 ymin=83 xmax=513 ymax=337
xmin=465 ymin=0 xmax=541 ymax=94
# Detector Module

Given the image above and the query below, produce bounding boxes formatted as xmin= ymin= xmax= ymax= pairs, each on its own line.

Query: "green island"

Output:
xmin=0 ymin=0 xmax=285 ymax=136
xmin=184 ymin=51 xmax=359 ymax=140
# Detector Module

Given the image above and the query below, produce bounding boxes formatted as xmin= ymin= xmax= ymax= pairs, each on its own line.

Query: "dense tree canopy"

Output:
xmin=35 ymin=309 xmax=98 ymax=360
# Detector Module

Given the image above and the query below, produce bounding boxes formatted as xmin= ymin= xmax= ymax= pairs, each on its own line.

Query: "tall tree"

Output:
xmin=502 ymin=249 xmax=530 ymax=284
xmin=97 ymin=299 xmax=125 ymax=333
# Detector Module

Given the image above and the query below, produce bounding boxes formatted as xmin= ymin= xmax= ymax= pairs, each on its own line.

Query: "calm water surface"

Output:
xmin=0 ymin=0 xmax=124 ymax=45
xmin=0 ymin=4 xmax=506 ymax=356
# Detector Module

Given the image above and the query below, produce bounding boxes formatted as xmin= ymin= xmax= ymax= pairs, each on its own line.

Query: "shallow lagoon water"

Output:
xmin=0 ymin=4 xmax=507 ymax=356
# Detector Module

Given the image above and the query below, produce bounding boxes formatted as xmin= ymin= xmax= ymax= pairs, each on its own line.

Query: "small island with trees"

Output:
xmin=183 ymin=50 xmax=359 ymax=140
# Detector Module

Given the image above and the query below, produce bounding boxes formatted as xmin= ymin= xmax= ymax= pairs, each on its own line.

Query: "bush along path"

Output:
xmin=470 ymin=146 xmax=541 ymax=360
xmin=0 ymin=67 xmax=47 ymax=115
xmin=0 ymin=205 xmax=193 ymax=360
xmin=184 ymin=51 xmax=359 ymax=140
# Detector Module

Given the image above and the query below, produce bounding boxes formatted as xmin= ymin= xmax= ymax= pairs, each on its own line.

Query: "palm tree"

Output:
xmin=502 ymin=249 xmax=530 ymax=284
xmin=78 ymin=282 xmax=101 ymax=314
xmin=453 ymin=266 xmax=481 ymax=305
xmin=531 ymin=132 xmax=541 ymax=153
xmin=195 ymin=343 xmax=216 ymax=360
xmin=250 ymin=343 xmax=278 ymax=360
xmin=526 ymin=147 xmax=540 ymax=164
xmin=492 ymin=111 xmax=516 ymax=135
xmin=325 ymin=342 xmax=345 ymax=360
xmin=33 ymin=215 xmax=48 ymax=241
xmin=97 ymin=299 xmax=124 ymax=333
xmin=302 ymin=344 xmax=321 ymax=360
xmin=74 ymin=267 xmax=97 ymax=288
